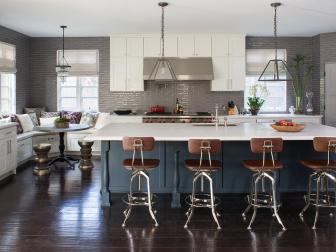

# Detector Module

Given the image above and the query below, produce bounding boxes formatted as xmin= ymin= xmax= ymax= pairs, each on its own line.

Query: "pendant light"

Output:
xmin=258 ymin=3 xmax=293 ymax=82
xmin=149 ymin=2 xmax=177 ymax=81
xmin=56 ymin=25 xmax=71 ymax=81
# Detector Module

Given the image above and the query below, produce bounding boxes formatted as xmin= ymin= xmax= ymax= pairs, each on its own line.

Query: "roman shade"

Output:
xmin=246 ymin=49 xmax=286 ymax=75
xmin=0 ymin=42 xmax=16 ymax=73
xmin=57 ymin=50 xmax=99 ymax=76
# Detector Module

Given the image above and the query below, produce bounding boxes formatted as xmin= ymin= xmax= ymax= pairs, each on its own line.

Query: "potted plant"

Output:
xmin=54 ymin=117 xmax=70 ymax=128
xmin=247 ymin=83 xmax=268 ymax=115
xmin=289 ymin=54 xmax=314 ymax=114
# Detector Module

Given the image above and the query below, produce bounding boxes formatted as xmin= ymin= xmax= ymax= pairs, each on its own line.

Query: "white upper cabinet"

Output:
xmin=144 ymin=37 xmax=178 ymax=57
xmin=110 ymin=57 xmax=127 ymax=91
xmin=228 ymin=34 xmax=245 ymax=57
xmin=126 ymin=57 xmax=144 ymax=91
xmin=211 ymin=57 xmax=229 ymax=91
xmin=212 ymin=35 xmax=229 ymax=57
xmin=212 ymin=34 xmax=245 ymax=57
xmin=194 ymin=36 xmax=212 ymax=57
xmin=229 ymin=56 xmax=246 ymax=91
xmin=144 ymin=37 xmax=161 ymax=57
xmin=126 ymin=37 xmax=143 ymax=57
xmin=178 ymin=35 xmax=212 ymax=57
xmin=110 ymin=37 xmax=126 ymax=57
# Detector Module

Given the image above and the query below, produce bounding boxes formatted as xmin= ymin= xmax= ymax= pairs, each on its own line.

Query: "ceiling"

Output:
xmin=0 ymin=0 xmax=336 ymax=37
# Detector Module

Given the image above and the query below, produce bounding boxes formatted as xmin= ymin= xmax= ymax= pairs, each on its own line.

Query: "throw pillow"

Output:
xmin=10 ymin=115 xmax=23 ymax=134
xmin=16 ymin=114 xmax=34 ymax=133
xmin=61 ymin=111 xmax=82 ymax=124
xmin=23 ymin=107 xmax=46 ymax=118
xmin=28 ymin=112 xmax=39 ymax=126
xmin=41 ymin=111 xmax=60 ymax=118
xmin=39 ymin=116 xmax=59 ymax=126
xmin=80 ymin=112 xmax=99 ymax=127
xmin=95 ymin=113 xmax=111 ymax=129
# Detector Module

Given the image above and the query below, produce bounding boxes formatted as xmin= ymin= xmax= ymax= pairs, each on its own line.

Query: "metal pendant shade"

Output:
xmin=56 ymin=25 xmax=71 ymax=79
xmin=149 ymin=2 xmax=176 ymax=81
xmin=258 ymin=3 xmax=293 ymax=82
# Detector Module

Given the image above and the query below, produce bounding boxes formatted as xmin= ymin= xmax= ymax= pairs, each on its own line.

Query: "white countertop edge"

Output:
xmin=0 ymin=122 xmax=17 ymax=130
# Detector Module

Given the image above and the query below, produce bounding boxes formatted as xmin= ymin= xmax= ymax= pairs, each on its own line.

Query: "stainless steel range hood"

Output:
xmin=143 ymin=57 xmax=214 ymax=81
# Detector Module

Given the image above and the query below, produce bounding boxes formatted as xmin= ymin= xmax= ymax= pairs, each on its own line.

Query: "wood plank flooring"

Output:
xmin=0 ymin=160 xmax=336 ymax=251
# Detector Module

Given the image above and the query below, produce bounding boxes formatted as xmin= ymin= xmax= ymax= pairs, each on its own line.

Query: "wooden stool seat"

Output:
xmin=300 ymin=159 xmax=336 ymax=170
xmin=185 ymin=159 xmax=222 ymax=171
xmin=123 ymin=158 xmax=160 ymax=170
xmin=243 ymin=160 xmax=283 ymax=171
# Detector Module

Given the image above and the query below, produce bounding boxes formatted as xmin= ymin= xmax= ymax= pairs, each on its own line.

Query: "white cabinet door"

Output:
xmin=228 ymin=34 xmax=245 ymax=57
xmin=17 ymin=138 xmax=32 ymax=163
xmin=0 ymin=139 xmax=6 ymax=175
xmin=229 ymin=56 xmax=245 ymax=91
xmin=126 ymin=38 xmax=143 ymax=57
xmin=194 ymin=36 xmax=212 ymax=57
xmin=212 ymin=35 xmax=229 ymax=57
xmin=211 ymin=57 xmax=230 ymax=91
xmin=144 ymin=37 xmax=161 ymax=57
xmin=110 ymin=37 xmax=126 ymax=57
xmin=178 ymin=35 xmax=195 ymax=57
xmin=164 ymin=37 xmax=178 ymax=57
xmin=110 ymin=57 xmax=127 ymax=91
xmin=126 ymin=57 xmax=144 ymax=91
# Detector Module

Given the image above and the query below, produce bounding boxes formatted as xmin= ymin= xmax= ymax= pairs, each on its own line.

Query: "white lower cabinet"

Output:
xmin=33 ymin=134 xmax=60 ymax=155
xmin=17 ymin=137 xmax=33 ymax=164
xmin=0 ymin=126 xmax=17 ymax=179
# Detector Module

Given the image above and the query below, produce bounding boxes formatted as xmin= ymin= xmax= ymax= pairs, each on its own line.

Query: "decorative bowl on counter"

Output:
xmin=271 ymin=124 xmax=305 ymax=132
xmin=114 ymin=110 xmax=132 ymax=115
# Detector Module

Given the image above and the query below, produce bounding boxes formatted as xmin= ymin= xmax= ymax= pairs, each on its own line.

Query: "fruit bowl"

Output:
xmin=271 ymin=124 xmax=305 ymax=132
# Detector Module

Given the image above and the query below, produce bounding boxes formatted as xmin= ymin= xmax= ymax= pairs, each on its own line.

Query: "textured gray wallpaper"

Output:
xmin=0 ymin=25 xmax=30 ymax=113
xmin=29 ymin=35 xmax=320 ymax=114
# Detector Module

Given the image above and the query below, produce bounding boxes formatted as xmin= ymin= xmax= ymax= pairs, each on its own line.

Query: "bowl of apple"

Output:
xmin=271 ymin=120 xmax=305 ymax=132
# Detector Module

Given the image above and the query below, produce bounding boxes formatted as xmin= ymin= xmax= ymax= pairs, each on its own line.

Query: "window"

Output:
xmin=57 ymin=50 xmax=99 ymax=111
xmin=0 ymin=42 xmax=16 ymax=114
xmin=245 ymin=49 xmax=287 ymax=112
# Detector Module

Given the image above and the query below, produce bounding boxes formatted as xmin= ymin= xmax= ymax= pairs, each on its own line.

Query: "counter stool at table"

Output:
xmin=299 ymin=137 xmax=336 ymax=229
xmin=184 ymin=139 xmax=222 ymax=230
xmin=33 ymin=143 xmax=52 ymax=176
xmin=121 ymin=137 xmax=160 ymax=227
xmin=242 ymin=138 xmax=286 ymax=230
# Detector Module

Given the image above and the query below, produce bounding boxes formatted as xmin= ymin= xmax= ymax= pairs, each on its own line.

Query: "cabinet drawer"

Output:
xmin=17 ymin=138 xmax=33 ymax=163
xmin=0 ymin=127 xmax=16 ymax=140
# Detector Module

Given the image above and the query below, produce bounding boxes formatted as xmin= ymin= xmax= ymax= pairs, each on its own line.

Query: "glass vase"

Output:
xmin=306 ymin=91 xmax=314 ymax=114
xmin=295 ymin=96 xmax=304 ymax=114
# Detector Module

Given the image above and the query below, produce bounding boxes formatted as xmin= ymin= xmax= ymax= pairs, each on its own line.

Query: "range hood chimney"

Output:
xmin=143 ymin=57 xmax=214 ymax=81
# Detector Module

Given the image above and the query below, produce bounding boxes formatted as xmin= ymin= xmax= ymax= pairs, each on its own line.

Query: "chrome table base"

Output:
xmin=242 ymin=171 xmax=286 ymax=230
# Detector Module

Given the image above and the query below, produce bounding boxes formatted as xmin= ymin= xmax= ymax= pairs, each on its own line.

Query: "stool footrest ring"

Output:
xmin=122 ymin=192 xmax=157 ymax=206
xmin=304 ymin=194 xmax=336 ymax=208
xmin=246 ymin=193 xmax=281 ymax=209
xmin=185 ymin=193 xmax=221 ymax=208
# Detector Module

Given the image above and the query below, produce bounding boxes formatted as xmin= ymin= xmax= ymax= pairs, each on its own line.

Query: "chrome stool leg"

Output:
xmin=205 ymin=172 xmax=221 ymax=229
xmin=142 ymin=171 xmax=159 ymax=227
xmin=184 ymin=172 xmax=198 ymax=228
xmin=265 ymin=172 xmax=286 ymax=230
xmin=122 ymin=171 xmax=137 ymax=227
xmin=242 ymin=173 xmax=258 ymax=218
xmin=300 ymin=172 xmax=316 ymax=217
xmin=312 ymin=175 xmax=321 ymax=229
xmin=247 ymin=173 xmax=261 ymax=230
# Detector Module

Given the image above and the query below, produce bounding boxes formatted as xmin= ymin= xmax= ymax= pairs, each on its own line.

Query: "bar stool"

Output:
xmin=242 ymin=138 xmax=286 ymax=230
xmin=184 ymin=139 xmax=222 ymax=229
xmin=121 ymin=137 xmax=160 ymax=227
xmin=33 ymin=143 xmax=52 ymax=176
xmin=299 ymin=137 xmax=336 ymax=229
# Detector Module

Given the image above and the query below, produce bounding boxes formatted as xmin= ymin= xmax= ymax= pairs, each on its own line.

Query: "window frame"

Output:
xmin=57 ymin=75 xmax=99 ymax=112
xmin=0 ymin=72 xmax=16 ymax=114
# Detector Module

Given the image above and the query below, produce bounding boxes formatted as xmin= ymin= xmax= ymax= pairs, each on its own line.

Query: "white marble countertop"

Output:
xmin=87 ymin=122 xmax=336 ymax=141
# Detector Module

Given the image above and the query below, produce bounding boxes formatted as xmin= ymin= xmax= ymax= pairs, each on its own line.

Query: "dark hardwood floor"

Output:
xmin=0 ymin=160 xmax=336 ymax=251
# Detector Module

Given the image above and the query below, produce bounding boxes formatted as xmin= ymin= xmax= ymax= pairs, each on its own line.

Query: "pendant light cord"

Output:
xmin=274 ymin=5 xmax=278 ymax=61
xmin=62 ymin=27 xmax=65 ymax=60
xmin=161 ymin=5 xmax=165 ymax=57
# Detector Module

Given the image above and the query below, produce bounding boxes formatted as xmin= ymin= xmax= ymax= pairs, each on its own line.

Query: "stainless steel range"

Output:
xmin=142 ymin=112 xmax=214 ymax=123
